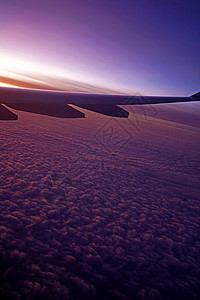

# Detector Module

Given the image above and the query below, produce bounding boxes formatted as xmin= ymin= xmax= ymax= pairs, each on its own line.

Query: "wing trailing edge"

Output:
xmin=0 ymin=86 xmax=199 ymax=120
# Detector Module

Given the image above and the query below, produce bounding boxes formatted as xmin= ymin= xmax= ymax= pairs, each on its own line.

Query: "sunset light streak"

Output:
xmin=0 ymin=52 xmax=116 ymax=92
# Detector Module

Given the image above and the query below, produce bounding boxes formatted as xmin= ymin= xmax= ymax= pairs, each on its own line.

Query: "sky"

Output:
xmin=0 ymin=0 xmax=200 ymax=95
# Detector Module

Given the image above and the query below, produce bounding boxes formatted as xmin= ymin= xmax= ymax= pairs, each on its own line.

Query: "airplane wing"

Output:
xmin=0 ymin=86 xmax=199 ymax=120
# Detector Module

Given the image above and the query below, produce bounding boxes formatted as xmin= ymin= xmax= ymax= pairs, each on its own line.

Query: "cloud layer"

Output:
xmin=0 ymin=112 xmax=200 ymax=299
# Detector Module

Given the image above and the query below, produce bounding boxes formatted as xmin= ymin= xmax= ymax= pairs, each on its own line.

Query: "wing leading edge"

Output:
xmin=0 ymin=86 xmax=199 ymax=120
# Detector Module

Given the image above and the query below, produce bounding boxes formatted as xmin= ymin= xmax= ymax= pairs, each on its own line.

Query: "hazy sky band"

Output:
xmin=0 ymin=0 xmax=200 ymax=94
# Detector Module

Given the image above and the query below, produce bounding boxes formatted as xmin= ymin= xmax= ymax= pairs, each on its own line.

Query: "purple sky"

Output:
xmin=0 ymin=0 xmax=200 ymax=95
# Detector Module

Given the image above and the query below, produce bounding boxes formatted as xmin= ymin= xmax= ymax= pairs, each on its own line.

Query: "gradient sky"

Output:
xmin=0 ymin=0 xmax=200 ymax=95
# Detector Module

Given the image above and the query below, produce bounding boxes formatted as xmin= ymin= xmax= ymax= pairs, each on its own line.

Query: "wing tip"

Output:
xmin=0 ymin=104 xmax=18 ymax=120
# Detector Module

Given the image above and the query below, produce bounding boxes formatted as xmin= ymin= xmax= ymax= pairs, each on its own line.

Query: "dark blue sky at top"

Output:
xmin=0 ymin=0 xmax=200 ymax=94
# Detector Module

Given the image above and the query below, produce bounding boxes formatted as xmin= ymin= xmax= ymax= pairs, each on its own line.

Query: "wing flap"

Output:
xmin=6 ymin=103 xmax=85 ymax=118
xmin=74 ymin=104 xmax=129 ymax=118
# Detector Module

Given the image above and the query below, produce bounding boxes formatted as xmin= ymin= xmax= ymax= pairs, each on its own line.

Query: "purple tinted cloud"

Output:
xmin=0 ymin=112 xmax=200 ymax=299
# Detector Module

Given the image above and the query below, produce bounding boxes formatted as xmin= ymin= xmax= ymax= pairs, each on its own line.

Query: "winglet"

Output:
xmin=190 ymin=92 xmax=200 ymax=100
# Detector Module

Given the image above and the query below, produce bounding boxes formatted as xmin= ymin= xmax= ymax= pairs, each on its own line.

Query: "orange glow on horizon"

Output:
xmin=0 ymin=82 xmax=22 ymax=88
